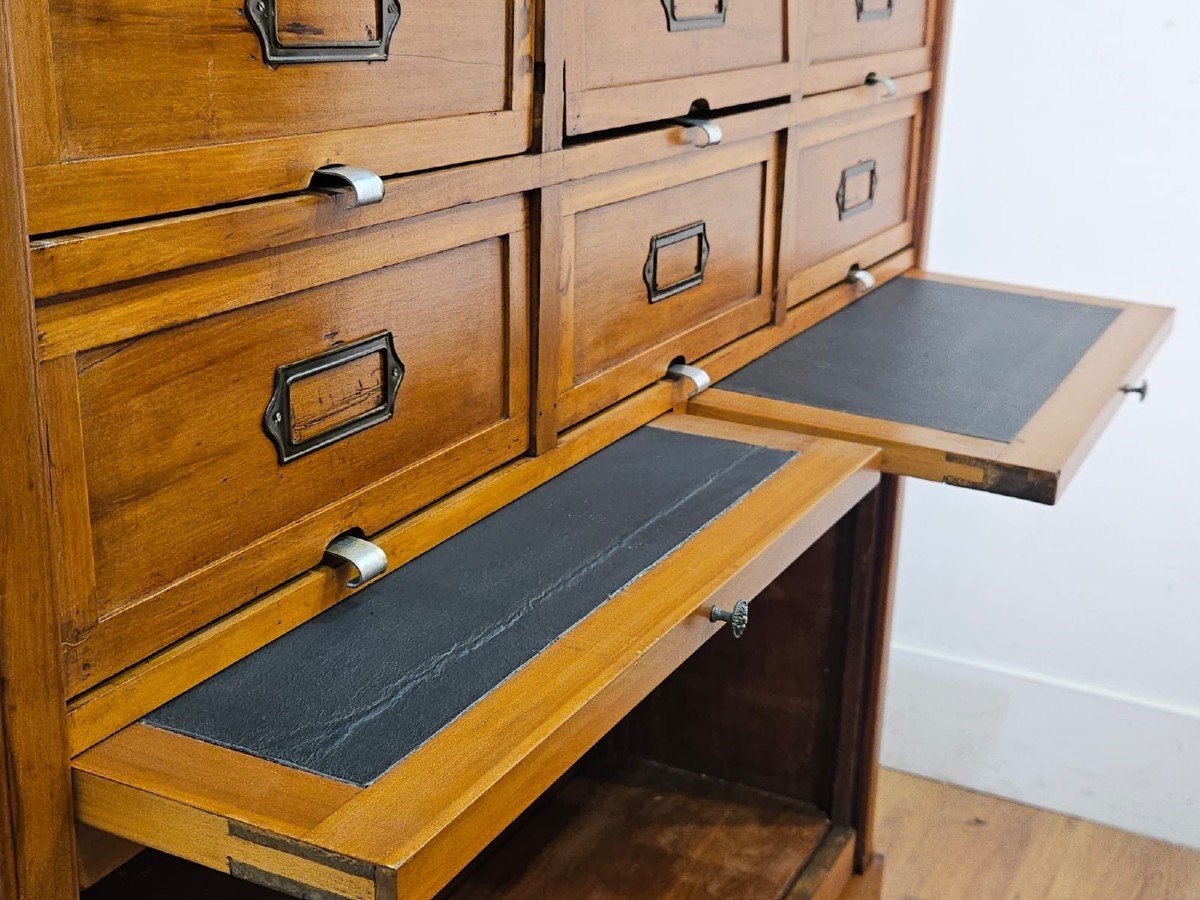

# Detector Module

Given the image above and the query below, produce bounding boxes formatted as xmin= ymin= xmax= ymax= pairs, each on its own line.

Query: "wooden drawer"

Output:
xmin=16 ymin=0 xmax=534 ymax=232
xmin=554 ymin=136 xmax=781 ymax=431
xmin=782 ymin=93 xmax=922 ymax=306
xmin=564 ymin=0 xmax=800 ymax=136
xmin=71 ymin=415 xmax=881 ymax=899
xmin=802 ymin=0 xmax=935 ymax=95
xmin=40 ymin=196 xmax=531 ymax=695
xmin=693 ymin=269 xmax=1174 ymax=504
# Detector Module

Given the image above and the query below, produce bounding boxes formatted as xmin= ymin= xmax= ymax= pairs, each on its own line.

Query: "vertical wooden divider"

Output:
xmin=0 ymin=3 xmax=79 ymax=897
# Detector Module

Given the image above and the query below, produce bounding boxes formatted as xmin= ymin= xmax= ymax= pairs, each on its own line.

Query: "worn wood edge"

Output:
xmin=65 ymin=383 xmax=684 ymax=754
xmin=786 ymin=825 xmax=856 ymax=900
xmin=303 ymin=430 xmax=880 ymax=872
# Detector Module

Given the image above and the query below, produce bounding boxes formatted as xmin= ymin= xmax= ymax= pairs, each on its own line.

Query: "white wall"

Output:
xmin=881 ymin=2 xmax=1200 ymax=848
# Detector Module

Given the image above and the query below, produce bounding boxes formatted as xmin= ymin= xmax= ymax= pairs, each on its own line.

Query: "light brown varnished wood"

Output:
xmin=801 ymin=0 xmax=937 ymax=97
xmin=72 ymin=416 xmax=880 ymax=898
xmin=15 ymin=0 xmax=535 ymax=233
xmin=564 ymin=0 xmax=800 ymax=135
xmin=555 ymin=135 xmax=780 ymax=430
xmin=54 ymin=202 xmax=531 ymax=694
xmin=691 ymin=272 xmax=1175 ymax=504
xmin=64 ymin=375 xmax=694 ymax=757
xmin=448 ymin=760 xmax=834 ymax=899
xmin=0 ymin=4 xmax=78 ymax=895
xmin=784 ymin=93 xmax=923 ymax=303
xmin=877 ymin=770 xmax=1200 ymax=899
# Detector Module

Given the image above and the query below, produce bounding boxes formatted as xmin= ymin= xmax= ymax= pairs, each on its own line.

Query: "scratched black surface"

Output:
xmin=145 ymin=427 xmax=795 ymax=787
xmin=719 ymin=276 xmax=1121 ymax=443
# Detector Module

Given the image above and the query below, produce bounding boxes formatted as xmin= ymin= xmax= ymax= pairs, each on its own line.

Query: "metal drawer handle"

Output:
xmin=264 ymin=332 xmax=405 ymax=465
xmin=644 ymin=222 xmax=710 ymax=303
xmin=310 ymin=165 xmax=385 ymax=209
xmin=660 ymin=0 xmax=730 ymax=31
xmin=856 ymin=0 xmax=894 ymax=22
xmin=710 ymin=600 xmax=749 ymax=639
xmin=1121 ymin=380 xmax=1149 ymax=402
xmin=323 ymin=535 xmax=388 ymax=588
xmin=246 ymin=0 xmax=401 ymax=65
xmin=667 ymin=362 xmax=712 ymax=395
xmin=847 ymin=266 xmax=876 ymax=293
xmin=866 ymin=72 xmax=898 ymax=97
xmin=837 ymin=159 xmax=878 ymax=220
xmin=672 ymin=117 xmax=724 ymax=148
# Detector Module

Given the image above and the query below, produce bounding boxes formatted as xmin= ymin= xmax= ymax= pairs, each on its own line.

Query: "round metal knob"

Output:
xmin=866 ymin=73 xmax=898 ymax=97
xmin=1121 ymin=380 xmax=1149 ymax=402
xmin=710 ymin=600 xmax=750 ymax=639
xmin=847 ymin=266 xmax=876 ymax=293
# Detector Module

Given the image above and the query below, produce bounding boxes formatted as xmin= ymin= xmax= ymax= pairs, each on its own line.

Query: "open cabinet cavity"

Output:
xmin=74 ymin=415 xmax=891 ymax=899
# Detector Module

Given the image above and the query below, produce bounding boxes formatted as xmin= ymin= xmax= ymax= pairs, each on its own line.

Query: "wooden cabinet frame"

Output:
xmin=11 ymin=0 xmax=537 ymax=234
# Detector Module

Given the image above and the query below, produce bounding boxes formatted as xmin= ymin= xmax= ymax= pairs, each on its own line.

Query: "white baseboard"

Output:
xmin=880 ymin=643 xmax=1200 ymax=850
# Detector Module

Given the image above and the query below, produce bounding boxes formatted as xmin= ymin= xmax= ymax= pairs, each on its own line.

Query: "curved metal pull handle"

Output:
xmin=667 ymin=362 xmax=712 ymax=395
xmin=847 ymin=266 xmax=876 ymax=293
xmin=710 ymin=600 xmax=749 ymax=639
xmin=246 ymin=0 xmax=401 ymax=65
xmin=660 ymin=0 xmax=730 ymax=31
xmin=856 ymin=0 xmax=894 ymax=22
xmin=866 ymin=72 xmax=898 ymax=97
xmin=673 ymin=117 xmax=724 ymax=148
xmin=323 ymin=535 xmax=388 ymax=588
xmin=310 ymin=165 xmax=385 ymax=209
xmin=1121 ymin=380 xmax=1149 ymax=402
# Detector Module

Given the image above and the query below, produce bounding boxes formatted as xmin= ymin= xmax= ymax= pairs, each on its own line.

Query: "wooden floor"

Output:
xmin=875 ymin=769 xmax=1200 ymax=899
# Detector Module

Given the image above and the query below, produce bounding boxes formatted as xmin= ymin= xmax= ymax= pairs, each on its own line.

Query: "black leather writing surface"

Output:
xmin=719 ymin=276 xmax=1121 ymax=443
xmin=145 ymin=427 xmax=795 ymax=786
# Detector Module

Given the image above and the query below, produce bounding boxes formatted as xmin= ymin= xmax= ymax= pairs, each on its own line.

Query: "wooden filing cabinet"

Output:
xmin=0 ymin=0 xmax=1172 ymax=898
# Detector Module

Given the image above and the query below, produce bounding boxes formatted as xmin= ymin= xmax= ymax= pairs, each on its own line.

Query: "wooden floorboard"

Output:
xmin=875 ymin=769 xmax=1200 ymax=899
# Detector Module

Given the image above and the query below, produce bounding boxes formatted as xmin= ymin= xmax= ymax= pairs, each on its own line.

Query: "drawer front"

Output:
xmin=20 ymin=0 xmax=533 ymax=232
xmin=47 ymin=198 xmax=531 ymax=692
xmin=809 ymin=0 xmax=930 ymax=64
xmin=785 ymin=97 xmax=921 ymax=303
xmin=565 ymin=0 xmax=794 ymax=135
xmin=558 ymin=139 xmax=780 ymax=429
